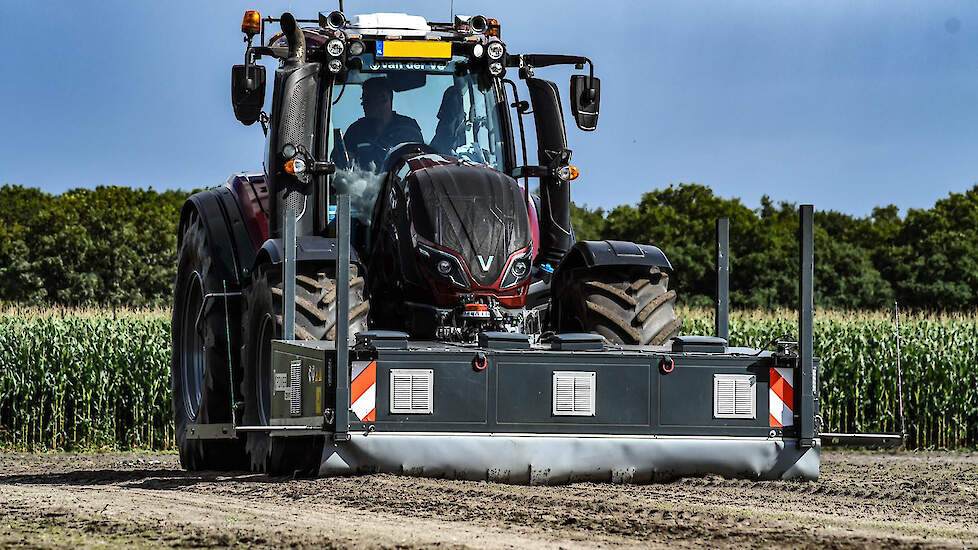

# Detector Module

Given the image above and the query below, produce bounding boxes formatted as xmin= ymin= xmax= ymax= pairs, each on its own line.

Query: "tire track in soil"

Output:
xmin=0 ymin=450 xmax=976 ymax=549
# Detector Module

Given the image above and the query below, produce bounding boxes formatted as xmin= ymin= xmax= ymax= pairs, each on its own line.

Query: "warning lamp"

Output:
xmin=241 ymin=10 xmax=261 ymax=37
xmin=557 ymin=165 xmax=580 ymax=182
xmin=285 ymin=158 xmax=306 ymax=175
xmin=486 ymin=18 xmax=501 ymax=38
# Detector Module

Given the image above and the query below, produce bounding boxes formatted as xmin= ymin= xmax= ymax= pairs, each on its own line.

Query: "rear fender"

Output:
xmin=178 ymin=184 xmax=257 ymax=286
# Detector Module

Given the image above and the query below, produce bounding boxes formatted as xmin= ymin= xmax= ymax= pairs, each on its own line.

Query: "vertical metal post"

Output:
xmin=798 ymin=205 xmax=815 ymax=448
xmin=715 ymin=218 xmax=730 ymax=342
xmin=283 ymin=208 xmax=297 ymax=340
xmin=334 ymin=194 xmax=351 ymax=441
xmin=894 ymin=302 xmax=906 ymax=437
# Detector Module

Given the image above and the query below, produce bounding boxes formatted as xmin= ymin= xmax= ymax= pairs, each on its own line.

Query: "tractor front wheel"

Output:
xmin=555 ymin=267 xmax=681 ymax=346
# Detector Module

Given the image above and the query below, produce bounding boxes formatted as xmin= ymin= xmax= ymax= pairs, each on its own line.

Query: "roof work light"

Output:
xmin=241 ymin=10 xmax=261 ymax=36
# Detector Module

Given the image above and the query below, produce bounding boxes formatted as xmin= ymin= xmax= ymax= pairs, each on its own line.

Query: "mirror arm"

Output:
xmin=307 ymin=161 xmax=336 ymax=176
xmin=249 ymin=46 xmax=290 ymax=60
xmin=507 ymin=54 xmax=597 ymax=97
xmin=511 ymin=149 xmax=572 ymax=180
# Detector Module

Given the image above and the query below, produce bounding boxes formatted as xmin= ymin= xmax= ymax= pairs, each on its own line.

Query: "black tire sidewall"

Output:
xmin=171 ymin=215 xmax=244 ymax=470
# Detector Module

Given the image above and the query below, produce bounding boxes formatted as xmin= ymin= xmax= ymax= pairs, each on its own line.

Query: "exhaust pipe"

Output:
xmin=280 ymin=12 xmax=306 ymax=63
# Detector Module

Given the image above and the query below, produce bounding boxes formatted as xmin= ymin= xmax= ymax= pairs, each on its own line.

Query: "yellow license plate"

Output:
xmin=376 ymin=40 xmax=451 ymax=59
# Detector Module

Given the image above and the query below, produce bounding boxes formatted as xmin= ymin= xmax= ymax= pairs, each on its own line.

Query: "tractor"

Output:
xmin=171 ymin=9 xmax=820 ymax=482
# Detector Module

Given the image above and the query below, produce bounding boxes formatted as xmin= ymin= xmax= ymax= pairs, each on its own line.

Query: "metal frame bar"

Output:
xmin=798 ymin=205 xmax=815 ymax=447
xmin=715 ymin=218 xmax=729 ymax=342
xmin=283 ymin=208 xmax=297 ymax=340
xmin=821 ymin=432 xmax=903 ymax=449
xmin=334 ymin=194 xmax=352 ymax=441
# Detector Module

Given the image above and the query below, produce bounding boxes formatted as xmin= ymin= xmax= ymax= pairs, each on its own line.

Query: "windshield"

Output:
xmin=328 ymin=54 xmax=505 ymax=172
xmin=326 ymin=53 xmax=507 ymax=231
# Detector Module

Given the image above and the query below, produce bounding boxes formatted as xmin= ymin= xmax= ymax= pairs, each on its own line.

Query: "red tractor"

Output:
xmin=170 ymin=9 xmax=737 ymax=476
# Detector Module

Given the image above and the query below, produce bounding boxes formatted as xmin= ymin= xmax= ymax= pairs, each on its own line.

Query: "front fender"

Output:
xmin=254 ymin=236 xmax=362 ymax=270
xmin=552 ymin=240 xmax=672 ymax=281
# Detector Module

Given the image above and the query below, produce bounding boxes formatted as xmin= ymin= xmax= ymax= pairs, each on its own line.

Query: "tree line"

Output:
xmin=1 ymin=183 xmax=976 ymax=310
xmin=572 ymin=183 xmax=978 ymax=310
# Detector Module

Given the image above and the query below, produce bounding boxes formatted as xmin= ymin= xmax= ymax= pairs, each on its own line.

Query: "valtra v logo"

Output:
xmin=477 ymin=255 xmax=494 ymax=272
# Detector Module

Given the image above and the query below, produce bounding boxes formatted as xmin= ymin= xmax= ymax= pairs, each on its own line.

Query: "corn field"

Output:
xmin=0 ymin=305 xmax=975 ymax=450
xmin=0 ymin=306 xmax=172 ymax=451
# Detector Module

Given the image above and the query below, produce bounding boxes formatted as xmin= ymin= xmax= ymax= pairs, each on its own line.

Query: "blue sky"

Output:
xmin=1 ymin=0 xmax=976 ymax=216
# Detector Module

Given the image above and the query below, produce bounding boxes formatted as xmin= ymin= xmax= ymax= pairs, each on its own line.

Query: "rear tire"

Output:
xmin=555 ymin=267 xmax=681 ymax=345
xmin=240 ymin=263 xmax=369 ymax=475
xmin=170 ymin=213 xmax=247 ymax=471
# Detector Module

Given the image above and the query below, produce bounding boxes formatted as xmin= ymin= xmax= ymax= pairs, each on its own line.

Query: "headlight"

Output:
xmin=499 ymin=255 xmax=531 ymax=289
xmin=418 ymin=243 xmax=469 ymax=289
xmin=328 ymin=58 xmax=345 ymax=73
xmin=486 ymin=41 xmax=504 ymax=60
xmin=472 ymin=43 xmax=484 ymax=58
xmin=488 ymin=62 xmax=504 ymax=76
xmin=324 ymin=10 xmax=346 ymax=29
xmin=511 ymin=259 xmax=528 ymax=277
xmin=349 ymin=40 xmax=365 ymax=56
xmin=556 ymin=165 xmax=580 ymax=182
xmin=326 ymin=39 xmax=345 ymax=56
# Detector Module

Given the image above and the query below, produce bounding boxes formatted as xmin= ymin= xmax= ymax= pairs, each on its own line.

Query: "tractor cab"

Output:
xmin=231 ymin=10 xmax=599 ymax=257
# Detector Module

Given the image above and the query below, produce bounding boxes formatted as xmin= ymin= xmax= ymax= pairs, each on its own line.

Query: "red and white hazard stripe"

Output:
xmin=351 ymin=360 xmax=376 ymax=422
xmin=769 ymin=367 xmax=794 ymax=427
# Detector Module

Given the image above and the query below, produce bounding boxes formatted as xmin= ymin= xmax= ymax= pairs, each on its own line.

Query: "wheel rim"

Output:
xmin=181 ymin=272 xmax=206 ymax=422
xmin=256 ymin=313 xmax=274 ymax=425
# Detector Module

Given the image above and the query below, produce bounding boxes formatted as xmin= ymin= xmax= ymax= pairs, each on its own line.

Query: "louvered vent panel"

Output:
xmin=289 ymin=360 xmax=302 ymax=416
xmin=390 ymin=369 xmax=433 ymax=414
xmin=552 ymin=371 xmax=596 ymax=416
xmin=713 ymin=374 xmax=756 ymax=419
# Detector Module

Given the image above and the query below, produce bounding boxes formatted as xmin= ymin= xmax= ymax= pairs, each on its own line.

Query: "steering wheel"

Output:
xmin=383 ymin=142 xmax=438 ymax=171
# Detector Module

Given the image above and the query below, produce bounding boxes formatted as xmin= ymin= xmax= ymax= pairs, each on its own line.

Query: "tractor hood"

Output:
xmin=404 ymin=157 xmax=531 ymax=288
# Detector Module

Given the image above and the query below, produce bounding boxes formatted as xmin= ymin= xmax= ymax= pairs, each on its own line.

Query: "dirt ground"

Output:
xmin=0 ymin=450 xmax=975 ymax=549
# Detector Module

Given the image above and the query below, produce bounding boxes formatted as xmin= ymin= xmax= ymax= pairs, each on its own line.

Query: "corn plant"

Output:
xmin=0 ymin=305 xmax=975 ymax=450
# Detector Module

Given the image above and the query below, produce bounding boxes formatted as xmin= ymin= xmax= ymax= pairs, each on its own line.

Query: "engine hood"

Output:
xmin=404 ymin=157 xmax=531 ymax=288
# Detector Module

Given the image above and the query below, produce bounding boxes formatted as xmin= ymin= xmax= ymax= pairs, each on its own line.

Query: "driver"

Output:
xmin=344 ymin=77 xmax=423 ymax=169
xmin=430 ymin=84 xmax=465 ymax=154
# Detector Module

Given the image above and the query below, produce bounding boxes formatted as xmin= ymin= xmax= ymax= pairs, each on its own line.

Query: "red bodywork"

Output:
xmin=227 ymin=173 xmax=270 ymax=251
xmin=226 ymin=162 xmax=540 ymax=309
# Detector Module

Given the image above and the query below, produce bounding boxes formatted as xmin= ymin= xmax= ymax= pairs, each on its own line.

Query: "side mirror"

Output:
xmin=570 ymin=75 xmax=600 ymax=131
xmin=231 ymin=64 xmax=266 ymax=125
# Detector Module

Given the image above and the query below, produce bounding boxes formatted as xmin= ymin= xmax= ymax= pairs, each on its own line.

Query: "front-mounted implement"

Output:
xmin=173 ymin=8 xmax=821 ymax=482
